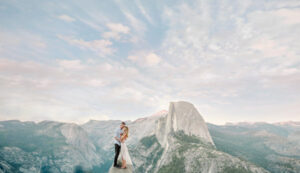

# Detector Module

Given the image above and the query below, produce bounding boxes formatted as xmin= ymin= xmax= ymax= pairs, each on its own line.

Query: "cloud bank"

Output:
xmin=0 ymin=0 xmax=299 ymax=124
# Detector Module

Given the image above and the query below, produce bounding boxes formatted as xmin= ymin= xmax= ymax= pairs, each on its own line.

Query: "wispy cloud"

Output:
xmin=135 ymin=0 xmax=154 ymax=24
xmin=128 ymin=51 xmax=161 ymax=66
xmin=121 ymin=10 xmax=147 ymax=43
xmin=0 ymin=0 xmax=300 ymax=124
xmin=57 ymin=35 xmax=114 ymax=57
xmin=0 ymin=30 xmax=47 ymax=60
xmin=102 ymin=23 xmax=130 ymax=40
xmin=58 ymin=14 xmax=76 ymax=22
xmin=57 ymin=59 xmax=85 ymax=70
xmin=0 ymin=58 xmax=143 ymax=122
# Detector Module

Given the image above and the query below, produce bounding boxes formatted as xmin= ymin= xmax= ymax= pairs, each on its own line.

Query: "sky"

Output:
xmin=0 ymin=0 xmax=300 ymax=125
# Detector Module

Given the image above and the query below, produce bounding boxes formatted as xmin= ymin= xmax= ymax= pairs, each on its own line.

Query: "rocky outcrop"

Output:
xmin=60 ymin=123 xmax=100 ymax=167
xmin=108 ymin=165 xmax=133 ymax=173
xmin=0 ymin=120 xmax=102 ymax=173
xmin=132 ymin=101 xmax=269 ymax=173
xmin=2 ymin=101 xmax=297 ymax=173
xmin=208 ymin=122 xmax=300 ymax=173
xmin=156 ymin=101 xmax=214 ymax=148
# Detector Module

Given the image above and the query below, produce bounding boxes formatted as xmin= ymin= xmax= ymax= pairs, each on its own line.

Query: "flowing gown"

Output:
xmin=118 ymin=140 xmax=133 ymax=165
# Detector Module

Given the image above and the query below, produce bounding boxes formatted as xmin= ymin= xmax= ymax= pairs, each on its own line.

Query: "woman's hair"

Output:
xmin=122 ymin=126 xmax=129 ymax=139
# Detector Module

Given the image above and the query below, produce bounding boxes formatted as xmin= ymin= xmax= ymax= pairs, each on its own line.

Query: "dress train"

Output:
xmin=118 ymin=142 xmax=133 ymax=165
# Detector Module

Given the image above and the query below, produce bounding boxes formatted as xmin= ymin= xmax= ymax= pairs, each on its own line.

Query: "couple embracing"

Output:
xmin=113 ymin=122 xmax=133 ymax=169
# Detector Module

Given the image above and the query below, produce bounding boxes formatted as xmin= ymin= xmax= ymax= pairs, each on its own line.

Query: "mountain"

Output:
xmin=129 ymin=101 xmax=268 ymax=173
xmin=155 ymin=101 xmax=214 ymax=147
xmin=0 ymin=120 xmax=102 ymax=173
xmin=81 ymin=110 xmax=168 ymax=172
xmin=0 ymin=101 xmax=299 ymax=173
xmin=208 ymin=122 xmax=300 ymax=173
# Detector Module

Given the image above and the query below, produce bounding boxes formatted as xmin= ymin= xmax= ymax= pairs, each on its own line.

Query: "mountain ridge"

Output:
xmin=1 ymin=118 xmax=299 ymax=128
xmin=0 ymin=101 xmax=299 ymax=172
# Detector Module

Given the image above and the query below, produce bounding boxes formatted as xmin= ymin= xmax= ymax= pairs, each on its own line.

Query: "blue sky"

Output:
xmin=0 ymin=0 xmax=300 ymax=124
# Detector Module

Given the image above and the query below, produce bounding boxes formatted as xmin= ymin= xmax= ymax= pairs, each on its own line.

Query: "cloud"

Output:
xmin=106 ymin=23 xmax=130 ymax=34
xmin=248 ymin=8 xmax=300 ymax=26
xmin=57 ymin=35 xmax=114 ymax=56
xmin=58 ymin=14 xmax=76 ymax=22
xmin=160 ymin=1 xmax=300 ymax=87
xmin=145 ymin=53 xmax=161 ymax=66
xmin=57 ymin=59 xmax=85 ymax=70
xmin=246 ymin=8 xmax=300 ymax=64
xmin=144 ymin=0 xmax=300 ymax=124
xmin=77 ymin=114 xmax=109 ymax=124
xmin=1 ymin=0 xmax=300 ymax=124
xmin=0 ymin=30 xmax=47 ymax=59
xmin=102 ymin=23 xmax=130 ymax=40
xmin=0 ymin=58 xmax=145 ymax=122
xmin=135 ymin=0 xmax=154 ymax=24
xmin=122 ymin=10 xmax=147 ymax=43
xmin=128 ymin=52 xmax=161 ymax=66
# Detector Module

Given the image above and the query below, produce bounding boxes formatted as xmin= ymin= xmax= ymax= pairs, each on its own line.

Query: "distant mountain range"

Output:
xmin=0 ymin=101 xmax=299 ymax=173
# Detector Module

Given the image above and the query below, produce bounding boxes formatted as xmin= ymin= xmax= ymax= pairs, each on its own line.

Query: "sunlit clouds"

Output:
xmin=0 ymin=0 xmax=299 ymax=124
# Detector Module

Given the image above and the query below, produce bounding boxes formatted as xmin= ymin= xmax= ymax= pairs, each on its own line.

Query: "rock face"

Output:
xmin=109 ymin=165 xmax=133 ymax=173
xmin=208 ymin=122 xmax=300 ymax=173
xmin=156 ymin=101 xmax=214 ymax=148
xmin=108 ymin=160 xmax=134 ymax=173
xmin=0 ymin=120 xmax=102 ymax=173
xmin=60 ymin=123 xmax=100 ymax=167
xmin=82 ymin=120 xmax=123 ymax=151
xmin=132 ymin=101 xmax=269 ymax=173
xmin=0 ymin=101 xmax=298 ymax=173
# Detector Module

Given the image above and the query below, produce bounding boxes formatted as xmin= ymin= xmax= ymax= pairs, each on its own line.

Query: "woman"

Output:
xmin=119 ymin=126 xmax=133 ymax=169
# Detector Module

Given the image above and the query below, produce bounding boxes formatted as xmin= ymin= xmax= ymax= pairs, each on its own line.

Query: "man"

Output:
xmin=113 ymin=121 xmax=125 ymax=168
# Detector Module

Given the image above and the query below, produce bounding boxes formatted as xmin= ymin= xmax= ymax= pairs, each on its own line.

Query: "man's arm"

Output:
xmin=114 ymin=136 xmax=120 ymax=142
xmin=114 ymin=129 xmax=121 ymax=142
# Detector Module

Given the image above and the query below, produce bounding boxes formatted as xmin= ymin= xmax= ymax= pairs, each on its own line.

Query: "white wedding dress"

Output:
xmin=118 ymin=141 xmax=133 ymax=165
